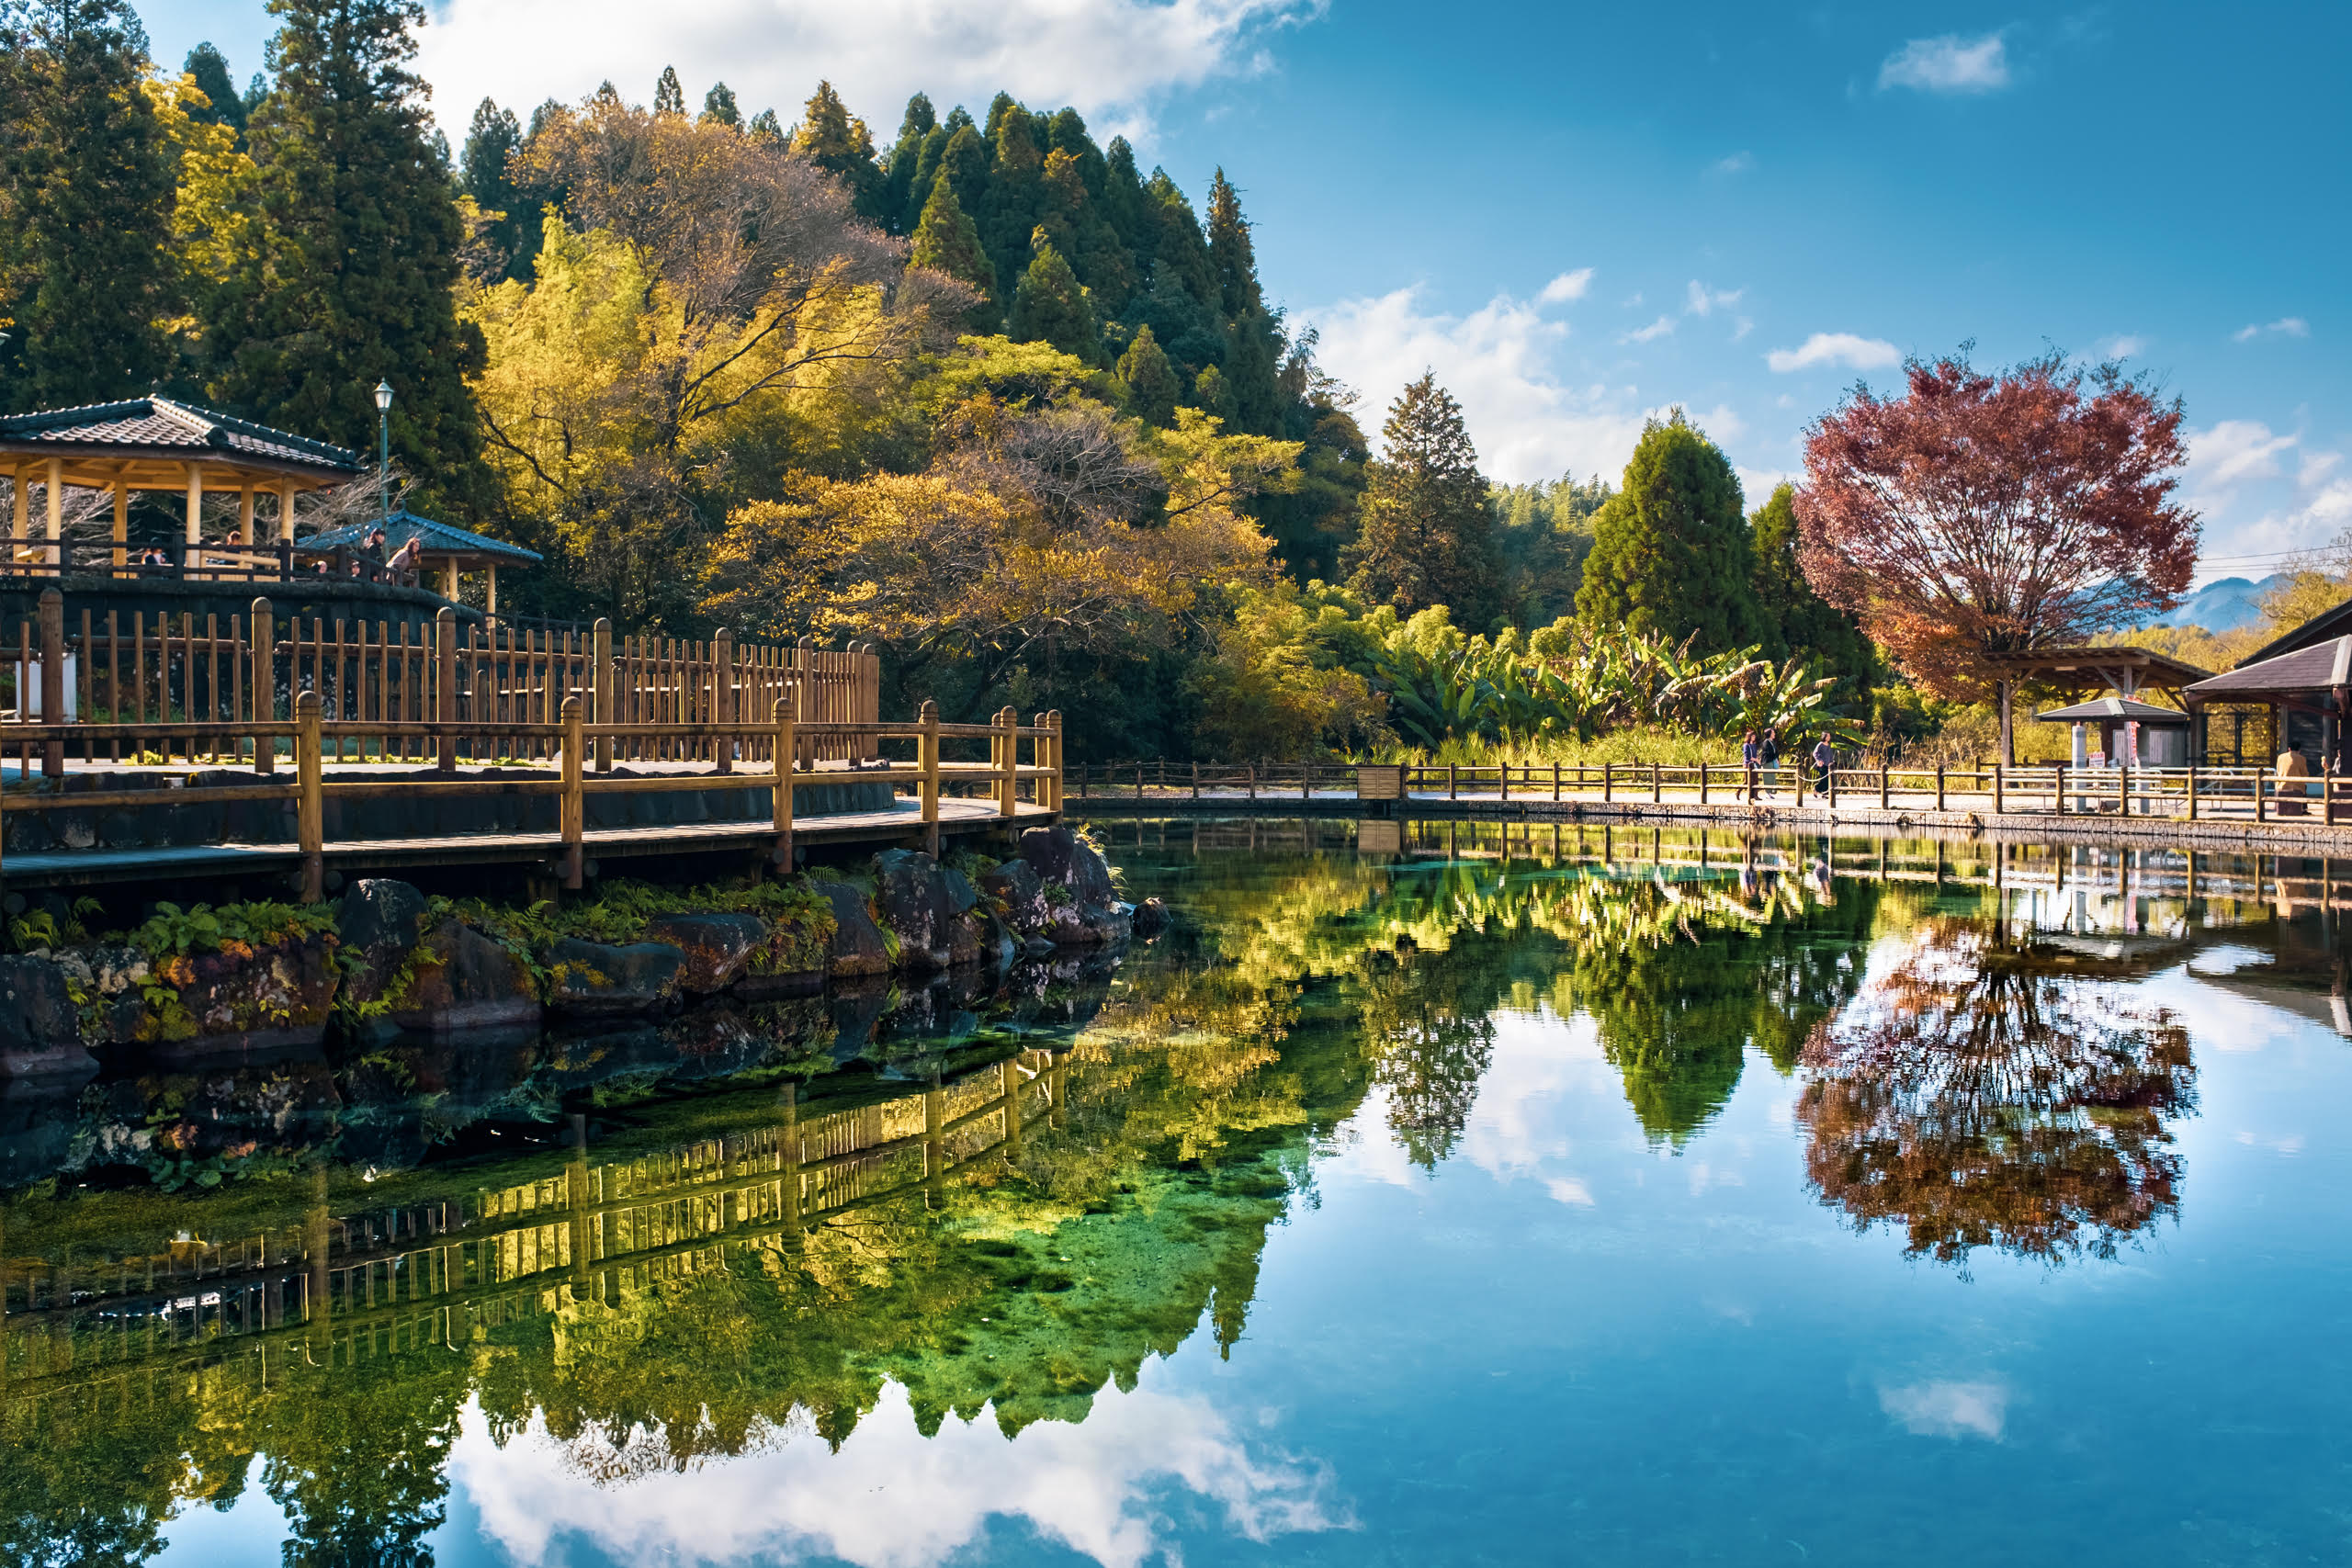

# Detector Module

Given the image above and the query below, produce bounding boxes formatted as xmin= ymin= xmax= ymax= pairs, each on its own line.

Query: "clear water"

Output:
xmin=6 ymin=824 xmax=2348 ymax=1566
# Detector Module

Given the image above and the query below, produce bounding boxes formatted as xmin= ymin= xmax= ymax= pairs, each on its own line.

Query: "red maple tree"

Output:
xmin=1794 ymin=350 xmax=2199 ymax=730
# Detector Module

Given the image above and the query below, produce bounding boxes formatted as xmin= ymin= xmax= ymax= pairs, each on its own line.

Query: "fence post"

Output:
xmin=1552 ymin=761 xmax=1560 ymax=802
xmin=773 ymin=691 xmax=797 ymax=869
xmin=593 ymin=617 xmax=613 ymax=773
xmin=1248 ymin=763 xmax=1256 ymax=801
xmin=1992 ymin=764 xmax=2005 ymax=815
xmin=2256 ymin=767 xmax=2267 ymax=823
xmin=37 ymin=587 xmax=62 ymax=779
xmin=1827 ymin=763 xmax=1838 ymax=809
xmin=295 ymin=689 xmax=323 ymax=904
xmin=434 ymin=606 xmax=457 ymax=773
xmin=1651 ymin=763 xmax=1660 ymax=803
xmin=560 ymin=694 xmax=584 ymax=890
xmin=1935 ymin=764 xmax=1946 ymax=811
xmin=1047 ymin=710 xmax=1062 ymax=812
xmin=250 ymin=598 xmax=275 ymax=774
xmin=712 ymin=627 xmax=734 ymax=773
xmin=1447 ymin=763 xmax=1457 ymax=801
xmin=1192 ymin=761 xmax=1200 ymax=801
xmin=1877 ymin=765 xmax=1888 ymax=809
xmin=998 ymin=706 xmax=1017 ymax=818
xmin=2055 ymin=761 xmax=2067 ymax=815
xmin=1498 ymin=763 xmax=1509 ymax=803
xmin=1700 ymin=763 xmax=1710 ymax=806
xmin=1602 ymin=762 xmax=1612 ymax=804
xmin=920 ymin=699 xmax=941 ymax=857
xmin=2187 ymin=764 xmax=2199 ymax=822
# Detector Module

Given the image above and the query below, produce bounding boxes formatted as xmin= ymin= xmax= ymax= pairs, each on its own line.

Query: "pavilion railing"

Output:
xmin=0 ymin=587 xmax=882 ymax=772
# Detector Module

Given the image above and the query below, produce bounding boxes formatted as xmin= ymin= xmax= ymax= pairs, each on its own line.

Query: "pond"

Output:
xmin=4 ymin=822 xmax=2347 ymax=1566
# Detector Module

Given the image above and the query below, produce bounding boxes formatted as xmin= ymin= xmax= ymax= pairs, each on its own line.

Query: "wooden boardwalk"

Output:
xmin=0 ymin=698 xmax=1065 ymax=895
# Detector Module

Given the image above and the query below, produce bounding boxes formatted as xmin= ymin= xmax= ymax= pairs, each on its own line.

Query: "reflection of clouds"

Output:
xmin=2234 ymin=1130 xmax=2307 ymax=1156
xmin=453 ymin=1378 xmax=1351 ymax=1568
xmin=1878 ymin=1381 xmax=2008 ymax=1440
xmin=1328 ymin=1088 xmax=1430 ymax=1190
xmin=1458 ymin=1011 xmax=1629 ymax=1208
xmin=1544 ymin=1177 xmax=1597 ymax=1207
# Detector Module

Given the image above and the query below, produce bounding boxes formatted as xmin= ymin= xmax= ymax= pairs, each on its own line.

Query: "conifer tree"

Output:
xmin=185 ymin=41 xmax=248 ymax=137
xmin=1190 ymin=363 xmax=1238 ymax=423
xmin=979 ymin=103 xmax=1044 ymax=289
xmin=1342 ymin=375 xmax=1496 ymax=622
xmin=935 ymin=122 xmax=989 ymax=212
xmin=1116 ymin=325 xmax=1180 ymax=425
xmin=746 ymin=107 xmax=782 ymax=141
xmin=459 ymin=98 xmax=527 ymax=280
xmin=1007 ymin=230 xmax=1099 ymax=362
xmin=1100 ymin=136 xmax=1149 ymax=254
xmin=792 ymin=81 xmax=882 ymax=216
xmin=0 ymin=0 xmax=176 ymax=407
xmin=653 ymin=65 xmax=684 ymax=117
xmin=700 ymin=83 xmax=740 ymax=127
xmin=211 ymin=0 xmax=486 ymax=505
xmin=1749 ymin=481 xmax=1872 ymax=677
xmin=1204 ymin=169 xmax=1262 ymax=319
xmin=879 ymin=93 xmax=935 ymax=232
xmin=910 ymin=176 xmax=998 ymax=333
xmin=1575 ymin=412 xmax=1761 ymax=651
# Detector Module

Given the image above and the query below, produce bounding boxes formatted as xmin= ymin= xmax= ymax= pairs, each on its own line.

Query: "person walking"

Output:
xmin=1811 ymin=733 xmax=1836 ymax=795
xmin=1740 ymin=728 xmax=1760 ymax=802
xmin=1759 ymin=726 xmax=1781 ymax=798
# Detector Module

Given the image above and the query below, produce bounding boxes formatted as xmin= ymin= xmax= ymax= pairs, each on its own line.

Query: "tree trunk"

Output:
xmin=1999 ymin=680 xmax=2015 ymax=767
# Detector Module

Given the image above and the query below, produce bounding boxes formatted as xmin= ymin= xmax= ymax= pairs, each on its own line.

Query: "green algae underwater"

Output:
xmin=3 ymin=820 xmax=2349 ymax=1567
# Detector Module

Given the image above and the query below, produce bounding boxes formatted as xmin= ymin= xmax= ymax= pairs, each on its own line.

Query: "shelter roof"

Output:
xmin=2186 ymin=637 xmax=2352 ymax=700
xmin=1979 ymin=645 xmax=2212 ymax=691
xmin=301 ymin=510 xmax=541 ymax=567
xmin=0 ymin=397 xmax=361 ymax=483
xmin=2032 ymin=696 xmax=2192 ymax=724
xmin=2236 ymin=593 xmax=2352 ymax=667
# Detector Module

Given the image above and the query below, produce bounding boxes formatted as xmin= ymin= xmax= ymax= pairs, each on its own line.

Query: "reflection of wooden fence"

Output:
xmin=0 ymin=589 xmax=881 ymax=768
xmin=0 ymin=1052 xmax=1069 ymax=1393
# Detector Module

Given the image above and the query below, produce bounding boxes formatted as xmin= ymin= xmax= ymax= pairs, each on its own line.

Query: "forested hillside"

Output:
xmin=0 ymin=0 xmax=1883 ymax=761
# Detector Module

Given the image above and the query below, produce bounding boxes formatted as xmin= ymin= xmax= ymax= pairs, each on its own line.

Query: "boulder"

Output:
xmin=366 ymin=919 xmax=542 ymax=1041
xmin=336 ymin=880 xmax=431 ymax=1011
xmin=139 ymin=933 xmax=342 ymax=1060
xmin=874 ymin=849 xmax=954 ymax=969
xmin=547 ymin=937 xmax=684 ymax=1016
xmin=1003 ymin=827 xmax=1132 ymax=946
xmin=644 ymin=912 xmax=767 ymax=993
xmin=1016 ymin=824 xmax=1117 ymax=908
xmin=812 ymin=881 xmax=891 ymax=978
xmin=979 ymin=858 xmax=1051 ymax=938
xmin=1131 ymin=897 xmax=1171 ymax=938
xmin=0 ymin=954 xmax=98 ymax=1078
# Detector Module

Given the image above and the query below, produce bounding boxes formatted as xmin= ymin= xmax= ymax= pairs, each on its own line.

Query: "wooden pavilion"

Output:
xmin=1977 ymin=646 xmax=2212 ymax=761
xmin=300 ymin=510 xmax=543 ymax=612
xmin=0 ymin=397 xmax=361 ymax=570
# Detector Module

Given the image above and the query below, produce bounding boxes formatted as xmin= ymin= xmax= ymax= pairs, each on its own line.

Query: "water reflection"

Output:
xmin=1798 ymin=915 xmax=2198 ymax=1266
xmin=1 ymin=824 xmax=2343 ymax=1564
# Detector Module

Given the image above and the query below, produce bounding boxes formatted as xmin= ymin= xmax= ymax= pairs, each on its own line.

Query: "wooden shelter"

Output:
xmin=301 ymin=510 xmax=542 ymax=612
xmin=1977 ymin=646 xmax=2212 ymax=761
xmin=2032 ymin=694 xmax=2194 ymax=767
xmin=2185 ymin=635 xmax=2352 ymax=771
xmin=0 ymin=398 xmax=361 ymax=571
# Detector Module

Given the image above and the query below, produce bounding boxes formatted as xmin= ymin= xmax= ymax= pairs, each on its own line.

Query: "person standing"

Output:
xmin=1811 ymin=733 xmax=1836 ymax=795
xmin=1741 ymin=728 xmax=1760 ymax=802
xmin=1759 ymin=726 xmax=1781 ymax=798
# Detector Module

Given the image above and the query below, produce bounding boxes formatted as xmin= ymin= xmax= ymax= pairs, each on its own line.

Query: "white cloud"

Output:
xmin=1539 ymin=267 xmax=1596 ymax=304
xmin=1877 ymin=32 xmax=2010 ymax=94
xmin=1731 ymin=316 xmax=1754 ymax=342
xmin=2190 ymin=419 xmax=2297 ymax=487
xmin=1712 ymin=151 xmax=1754 ymax=175
xmin=453 ymin=1381 xmax=1351 ymax=1568
xmin=2233 ymin=317 xmax=2311 ymax=343
xmin=1765 ymin=333 xmax=1901 ymax=373
xmin=1306 ymin=285 xmax=1653 ymax=483
xmin=1880 ymin=1380 xmax=2008 ymax=1439
xmin=2098 ymin=333 xmax=2148 ymax=360
xmin=413 ymin=0 xmax=1321 ymax=142
xmin=1684 ymin=280 xmax=1744 ymax=317
xmin=1622 ymin=314 xmax=1678 ymax=344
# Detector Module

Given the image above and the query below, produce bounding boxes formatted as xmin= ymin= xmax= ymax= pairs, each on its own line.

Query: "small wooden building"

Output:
xmin=300 ymin=510 xmax=542 ymax=613
xmin=2032 ymin=695 xmax=2194 ymax=766
xmin=2184 ymin=634 xmax=2352 ymax=772
xmin=0 ymin=397 xmax=360 ymax=570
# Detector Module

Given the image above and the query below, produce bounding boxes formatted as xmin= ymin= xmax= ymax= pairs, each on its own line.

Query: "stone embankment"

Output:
xmin=0 ymin=824 xmax=1131 ymax=1078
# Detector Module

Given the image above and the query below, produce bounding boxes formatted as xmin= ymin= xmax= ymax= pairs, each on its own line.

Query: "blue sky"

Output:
xmin=136 ymin=0 xmax=2346 ymax=581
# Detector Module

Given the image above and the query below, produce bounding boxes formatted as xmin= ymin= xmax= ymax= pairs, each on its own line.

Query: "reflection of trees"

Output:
xmin=1799 ymin=917 xmax=2197 ymax=1266
xmin=1352 ymin=944 xmax=1497 ymax=1167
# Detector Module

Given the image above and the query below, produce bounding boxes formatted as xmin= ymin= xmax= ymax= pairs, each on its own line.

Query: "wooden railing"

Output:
xmin=0 ymin=698 xmax=1063 ymax=897
xmin=0 ymin=587 xmax=881 ymax=771
xmin=0 ymin=1054 xmax=1071 ymax=1393
xmin=1067 ymin=758 xmax=2352 ymax=827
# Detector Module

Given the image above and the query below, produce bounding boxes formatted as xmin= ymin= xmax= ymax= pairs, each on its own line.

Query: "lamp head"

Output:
xmin=374 ymin=379 xmax=393 ymax=413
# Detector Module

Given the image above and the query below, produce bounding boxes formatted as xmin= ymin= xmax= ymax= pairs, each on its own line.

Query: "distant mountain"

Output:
xmin=2140 ymin=574 xmax=2285 ymax=632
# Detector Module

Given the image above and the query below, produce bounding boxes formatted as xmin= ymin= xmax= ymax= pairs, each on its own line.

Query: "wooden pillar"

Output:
xmin=997 ymin=706 xmax=1017 ymax=818
xmin=560 ymin=694 xmax=583 ymax=889
xmin=712 ymin=626 xmax=733 ymax=773
xmin=441 ymin=558 xmax=459 ymax=601
xmin=919 ymin=698 xmax=941 ymax=857
xmin=593 ymin=617 xmax=614 ymax=773
xmin=251 ymin=597 xmax=275 ymax=774
xmin=184 ymin=462 xmax=202 ymax=550
xmin=1998 ymin=679 xmax=2015 ymax=766
xmin=772 ymin=691 xmax=796 ymax=871
xmin=295 ymin=690 xmax=324 ymax=902
xmin=435 ymin=605 xmax=458 ymax=772
xmin=43 ymin=457 xmax=62 ymax=570
xmin=277 ymin=480 xmax=298 ymax=543
xmin=1048 ymin=710 xmax=1063 ymax=812
xmin=237 ymin=486 xmax=255 ymax=547
xmin=111 ymin=474 xmax=128 ymax=571
xmin=486 ymin=562 xmax=499 ymax=619
xmin=37 ymin=588 xmax=62 ymax=777
xmin=8 ymin=461 xmax=25 ymax=559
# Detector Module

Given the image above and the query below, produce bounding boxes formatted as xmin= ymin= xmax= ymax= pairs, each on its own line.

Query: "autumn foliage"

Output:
xmin=1794 ymin=351 xmax=2199 ymax=698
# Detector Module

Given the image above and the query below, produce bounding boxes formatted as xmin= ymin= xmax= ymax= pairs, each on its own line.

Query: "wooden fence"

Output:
xmin=1066 ymin=757 xmax=2352 ymax=826
xmin=0 ymin=588 xmax=881 ymax=771
xmin=0 ymin=1054 xmax=1071 ymax=1393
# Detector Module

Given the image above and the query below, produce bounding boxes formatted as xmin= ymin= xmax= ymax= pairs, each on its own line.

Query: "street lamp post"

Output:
xmin=373 ymin=378 xmax=393 ymax=524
